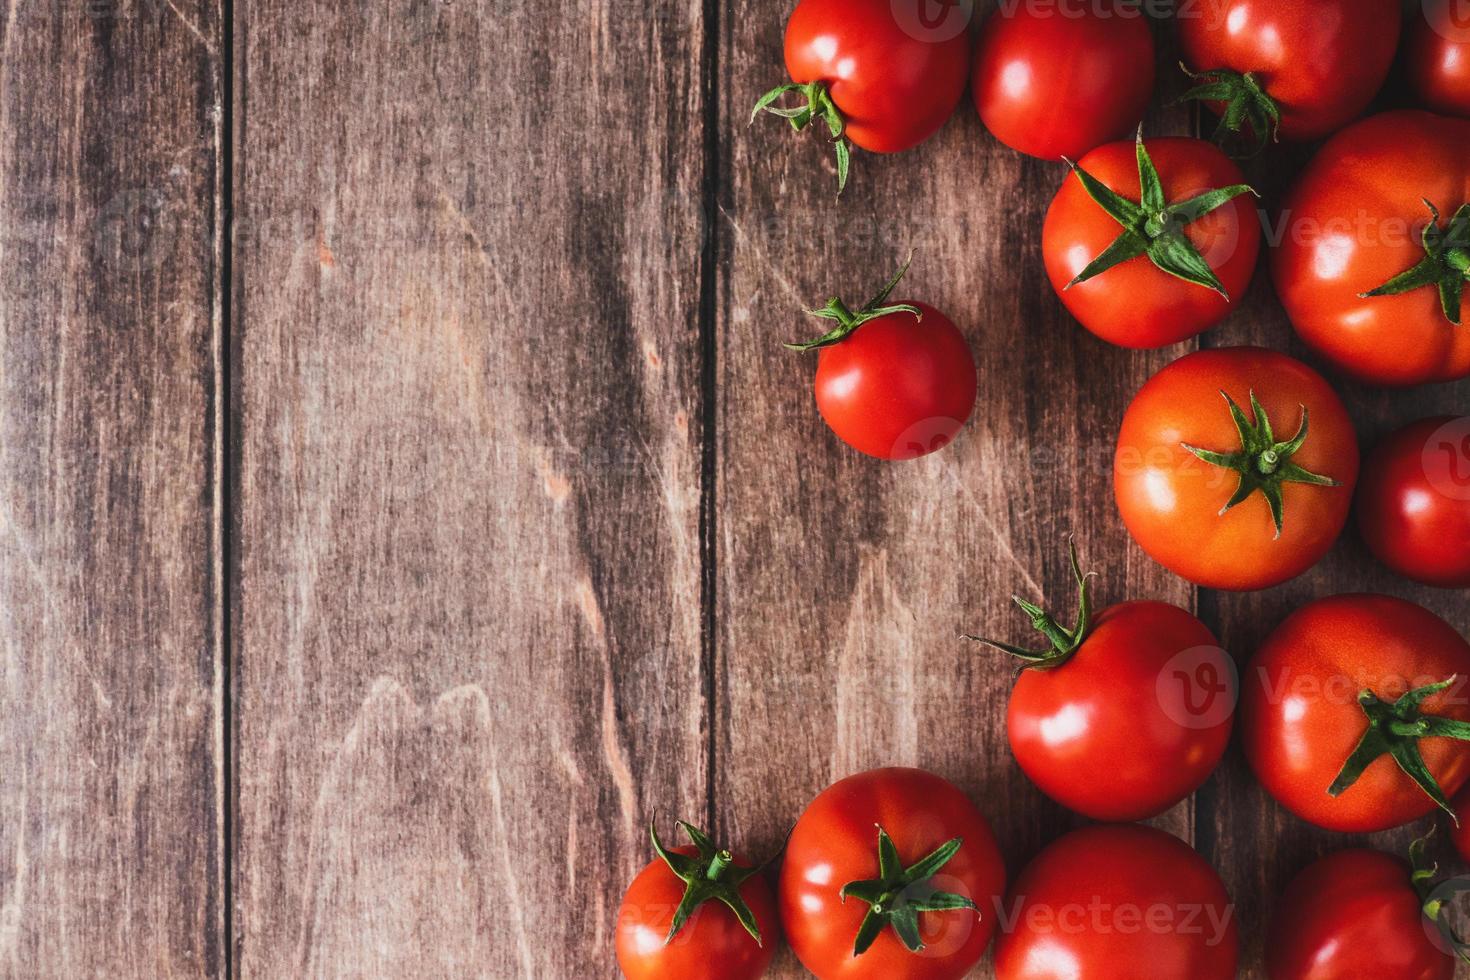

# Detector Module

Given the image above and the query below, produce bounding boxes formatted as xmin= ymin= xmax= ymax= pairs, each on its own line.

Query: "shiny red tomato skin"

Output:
xmin=1008 ymin=601 xmax=1233 ymax=821
xmin=1114 ymin=347 xmax=1359 ymax=590
xmin=1266 ymin=849 xmax=1455 ymax=980
xmin=994 ymin=824 xmax=1238 ymax=980
xmin=1272 ymin=111 xmax=1470 ymax=386
xmin=1357 ymin=417 xmax=1470 ymax=588
xmin=1408 ymin=0 xmax=1470 ymax=118
xmin=1042 ymin=138 xmax=1260 ymax=348
xmin=616 ymin=846 xmax=780 ymax=980
xmin=973 ymin=2 xmax=1153 ymax=160
xmin=813 ymin=302 xmax=977 ymax=460
xmin=1242 ymin=594 xmax=1470 ymax=833
xmin=783 ymin=0 xmax=971 ymax=154
xmin=779 ymin=767 xmax=1007 ymax=980
xmin=1178 ymin=0 xmax=1399 ymax=141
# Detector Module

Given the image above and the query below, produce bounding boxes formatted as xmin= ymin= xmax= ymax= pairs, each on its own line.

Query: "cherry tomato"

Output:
xmin=1242 ymin=594 xmax=1470 ymax=833
xmin=994 ymin=824 xmax=1238 ymax=980
xmin=1178 ymin=0 xmax=1399 ymax=144
xmin=972 ymin=545 xmax=1234 ymax=821
xmin=1266 ymin=847 xmax=1456 ymax=980
xmin=779 ymin=767 xmax=1007 ymax=980
xmin=972 ymin=0 xmax=1153 ymax=160
xmin=616 ymin=822 xmax=779 ymax=980
xmin=1357 ymin=416 xmax=1470 ymax=588
xmin=1272 ymin=110 xmax=1470 ymax=386
xmin=1407 ymin=0 xmax=1470 ymax=119
xmin=1042 ymin=134 xmax=1259 ymax=348
xmin=1114 ymin=347 xmax=1359 ymax=591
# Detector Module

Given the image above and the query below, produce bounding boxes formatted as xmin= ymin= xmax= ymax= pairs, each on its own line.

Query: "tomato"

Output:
xmin=1408 ymin=0 xmax=1470 ymax=119
xmin=790 ymin=261 xmax=976 ymax=460
xmin=616 ymin=822 xmax=779 ymax=980
xmin=994 ymin=824 xmax=1238 ymax=980
xmin=779 ymin=767 xmax=1006 ymax=980
xmin=1242 ymin=594 xmax=1470 ymax=833
xmin=753 ymin=0 xmax=971 ymax=191
xmin=1177 ymin=0 xmax=1399 ymax=145
xmin=972 ymin=0 xmax=1153 ymax=160
xmin=1272 ymin=111 xmax=1470 ymax=386
xmin=970 ymin=544 xmax=1234 ymax=821
xmin=1042 ymin=133 xmax=1259 ymax=348
xmin=1114 ymin=347 xmax=1358 ymax=590
xmin=1357 ymin=416 xmax=1470 ymax=588
xmin=1266 ymin=846 xmax=1457 ymax=980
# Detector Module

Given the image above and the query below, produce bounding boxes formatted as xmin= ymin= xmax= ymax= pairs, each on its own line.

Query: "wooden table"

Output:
xmin=1 ymin=0 xmax=1466 ymax=976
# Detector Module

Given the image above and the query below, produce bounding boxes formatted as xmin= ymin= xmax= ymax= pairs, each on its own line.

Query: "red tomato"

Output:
xmin=1357 ymin=416 xmax=1470 ymax=588
xmin=972 ymin=1 xmax=1153 ymax=160
xmin=616 ymin=824 xmax=779 ymax=980
xmin=1272 ymin=111 xmax=1470 ymax=386
xmin=1042 ymin=135 xmax=1260 ymax=348
xmin=779 ymin=767 xmax=1006 ymax=980
xmin=1242 ymin=594 xmax=1470 ymax=833
xmin=1178 ymin=0 xmax=1399 ymax=143
xmin=1266 ymin=848 xmax=1456 ymax=980
xmin=994 ymin=824 xmax=1238 ymax=980
xmin=1407 ymin=0 xmax=1470 ymax=118
xmin=1114 ymin=347 xmax=1359 ymax=590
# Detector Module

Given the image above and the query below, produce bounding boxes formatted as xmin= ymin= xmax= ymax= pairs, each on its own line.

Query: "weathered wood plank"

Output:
xmin=231 ymin=0 xmax=710 ymax=975
xmin=0 ymin=0 xmax=224 ymax=976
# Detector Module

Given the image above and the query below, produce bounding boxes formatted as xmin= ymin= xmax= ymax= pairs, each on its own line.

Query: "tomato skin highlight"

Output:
xmin=1114 ymin=347 xmax=1359 ymax=591
xmin=1242 ymin=594 xmax=1470 ymax=833
xmin=972 ymin=1 xmax=1153 ymax=161
xmin=1272 ymin=110 xmax=1470 ymax=386
xmin=779 ymin=767 xmax=1006 ymax=980
xmin=616 ymin=846 xmax=779 ymax=980
xmin=1408 ymin=0 xmax=1470 ymax=119
xmin=1007 ymin=601 xmax=1233 ymax=821
xmin=1357 ymin=417 xmax=1470 ymax=589
xmin=813 ymin=302 xmax=976 ymax=460
xmin=782 ymin=0 xmax=971 ymax=154
xmin=1042 ymin=138 xmax=1259 ymax=348
xmin=994 ymin=824 xmax=1238 ymax=980
xmin=1265 ymin=849 xmax=1455 ymax=980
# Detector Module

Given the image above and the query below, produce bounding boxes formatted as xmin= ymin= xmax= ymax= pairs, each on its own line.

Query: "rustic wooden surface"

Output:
xmin=1 ymin=1 xmax=1468 ymax=978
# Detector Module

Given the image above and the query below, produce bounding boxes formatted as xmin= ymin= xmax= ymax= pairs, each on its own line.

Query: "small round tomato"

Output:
xmin=616 ymin=822 xmax=779 ymax=980
xmin=1357 ymin=417 xmax=1470 ymax=588
xmin=1042 ymin=133 xmax=1259 ymax=348
xmin=994 ymin=824 xmax=1238 ymax=980
xmin=971 ymin=544 xmax=1234 ymax=821
xmin=1272 ymin=110 xmax=1470 ymax=386
xmin=1408 ymin=0 xmax=1470 ymax=119
xmin=790 ymin=261 xmax=976 ymax=460
xmin=779 ymin=767 xmax=1006 ymax=980
xmin=1178 ymin=0 xmax=1399 ymax=144
xmin=1114 ymin=347 xmax=1359 ymax=591
xmin=1242 ymin=594 xmax=1470 ymax=833
xmin=1267 ymin=846 xmax=1457 ymax=980
xmin=972 ymin=0 xmax=1153 ymax=160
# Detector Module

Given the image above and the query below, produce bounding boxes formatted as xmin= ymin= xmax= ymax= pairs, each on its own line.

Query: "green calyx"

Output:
xmin=1174 ymin=64 xmax=1282 ymax=155
xmin=1182 ymin=390 xmax=1339 ymax=539
xmin=751 ymin=80 xmax=851 ymax=195
xmin=649 ymin=821 xmax=767 ymax=947
xmin=1063 ymin=128 xmax=1257 ymax=297
xmin=1411 ymin=830 xmax=1470 ymax=964
xmin=964 ymin=540 xmax=1095 ymax=670
xmin=839 ymin=826 xmax=979 ymax=957
xmin=1328 ymin=677 xmax=1470 ymax=821
xmin=785 ymin=254 xmax=921 ymax=352
xmin=1361 ymin=200 xmax=1470 ymax=326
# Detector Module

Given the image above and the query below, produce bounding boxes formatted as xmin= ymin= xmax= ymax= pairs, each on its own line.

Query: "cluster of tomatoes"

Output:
xmin=618 ymin=0 xmax=1470 ymax=977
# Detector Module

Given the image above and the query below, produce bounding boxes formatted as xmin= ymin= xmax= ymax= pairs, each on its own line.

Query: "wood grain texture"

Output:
xmin=0 ymin=0 xmax=224 ymax=977
xmin=230 ymin=0 xmax=710 ymax=975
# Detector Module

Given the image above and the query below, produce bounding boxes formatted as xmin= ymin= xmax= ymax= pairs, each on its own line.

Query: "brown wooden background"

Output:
xmin=0 ymin=0 xmax=1465 ymax=976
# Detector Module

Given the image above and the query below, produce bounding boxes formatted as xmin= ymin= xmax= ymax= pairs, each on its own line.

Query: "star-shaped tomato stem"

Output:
xmin=751 ymin=80 xmax=851 ymax=194
xmin=785 ymin=253 xmax=922 ymax=351
xmin=1410 ymin=829 xmax=1470 ymax=964
xmin=1362 ymin=200 xmax=1470 ymax=326
xmin=1175 ymin=64 xmax=1282 ymax=155
xmin=1181 ymin=390 xmax=1339 ymax=539
xmin=964 ymin=540 xmax=1097 ymax=670
xmin=649 ymin=821 xmax=768 ymax=947
xmin=839 ymin=826 xmax=979 ymax=956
